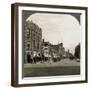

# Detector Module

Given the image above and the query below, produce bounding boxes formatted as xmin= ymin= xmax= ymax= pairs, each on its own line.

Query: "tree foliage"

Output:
xmin=74 ymin=43 xmax=80 ymax=59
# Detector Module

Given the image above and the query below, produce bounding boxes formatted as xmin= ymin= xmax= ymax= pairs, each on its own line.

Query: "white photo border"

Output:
xmin=18 ymin=5 xmax=87 ymax=85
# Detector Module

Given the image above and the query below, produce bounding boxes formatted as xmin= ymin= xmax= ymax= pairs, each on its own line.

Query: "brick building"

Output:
xmin=24 ymin=21 xmax=42 ymax=63
xmin=42 ymin=40 xmax=65 ymax=61
xmin=50 ymin=43 xmax=65 ymax=58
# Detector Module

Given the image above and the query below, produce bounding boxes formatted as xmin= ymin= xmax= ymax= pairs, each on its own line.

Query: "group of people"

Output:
xmin=27 ymin=52 xmax=49 ymax=64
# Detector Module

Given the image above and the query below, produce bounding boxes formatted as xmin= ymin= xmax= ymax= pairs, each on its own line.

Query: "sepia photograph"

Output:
xmin=23 ymin=11 xmax=81 ymax=77
xmin=11 ymin=3 xmax=87 ymax=87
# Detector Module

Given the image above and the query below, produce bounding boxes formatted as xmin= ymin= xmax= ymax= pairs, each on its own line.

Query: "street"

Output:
xmin=24 ymin=59 xmax=80 ymax=77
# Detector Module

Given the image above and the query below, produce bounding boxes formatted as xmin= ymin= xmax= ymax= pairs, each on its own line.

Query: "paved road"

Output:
xmin=24 ymin=59 xmax=80 ymax=77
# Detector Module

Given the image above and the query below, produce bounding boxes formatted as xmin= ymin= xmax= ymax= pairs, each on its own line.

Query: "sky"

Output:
xmin=26 ymin=13 xmax=80 ymax=54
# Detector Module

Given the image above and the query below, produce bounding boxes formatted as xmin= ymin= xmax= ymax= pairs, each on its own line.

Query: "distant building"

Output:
xmin=65 ymin=49 xmax=70 ymax=58
xmin=58 ymin=43 xmax=65 ymax=57
xmin=24 ymin=21 xmax=42 ymax=63
xmin=50 ymin=43 xmax=65 ymax=58
xmin=41 ymin=40 xmax=51 ymax=58
xmin=42 ymin=40 xmax=65 ymax=60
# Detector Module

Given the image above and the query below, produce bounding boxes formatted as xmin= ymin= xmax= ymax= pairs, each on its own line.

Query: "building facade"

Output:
xmin=42 ymin=40 xmax=65 ymax=62
xmin=50 ymin=43 xmax=65 ymax=58
xmin=24 ymin=21 xmax=42 ymax=63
